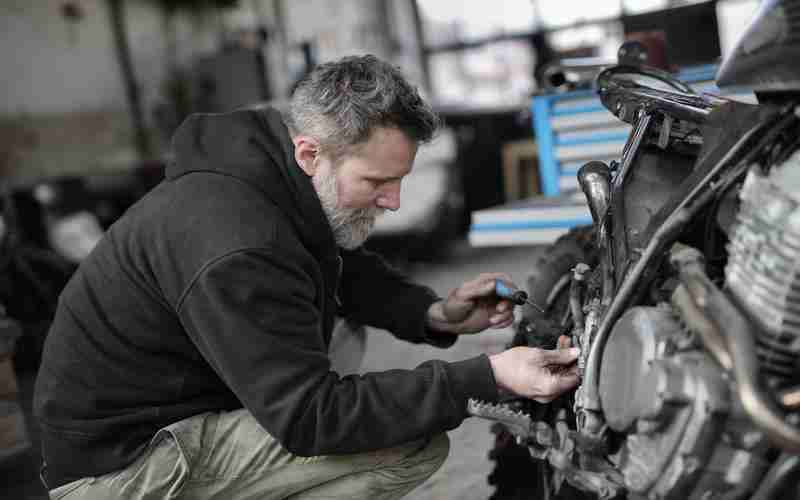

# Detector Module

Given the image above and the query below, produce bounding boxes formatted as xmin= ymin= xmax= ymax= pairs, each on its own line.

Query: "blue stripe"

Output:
xmin=556 ymin=131 xmax=629 ymax=146
xmin=678 ymin=64 xmax=719 ymax=82
xmin=543 ymin=90 xmax=596 ymax=103
xmin=471 ymin=218 xmax=593 ymax=231
xmin=694 ymin=83 xmax=721 ymax=93
xmin=680 ymin=71 xmax=717 ymax=82
xmin=551 ymin=104 xmax=605 ymax=116
xmin=479 ymin=203 xmax=588 ymax=213
xmin=532 ymin=97 xmax=560 ymax=197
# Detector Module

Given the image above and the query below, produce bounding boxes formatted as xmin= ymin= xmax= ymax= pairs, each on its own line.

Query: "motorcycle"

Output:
xmin=470 ymin=1 xmax=800 ymax=498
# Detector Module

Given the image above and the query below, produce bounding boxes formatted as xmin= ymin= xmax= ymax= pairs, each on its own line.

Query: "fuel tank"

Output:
xmin=717 ymin=0 xmax=800 ymax=92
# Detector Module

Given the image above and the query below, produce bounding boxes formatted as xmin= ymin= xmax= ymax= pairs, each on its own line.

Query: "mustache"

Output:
xmin=329 ymin=206 xmax=382 ymax=229
xmin=340 ymin=206 xmax=384 ymax=222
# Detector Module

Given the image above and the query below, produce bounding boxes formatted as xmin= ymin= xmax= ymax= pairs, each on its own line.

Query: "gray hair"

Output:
xmin=284 ymin=54 xmax=440 ymax=161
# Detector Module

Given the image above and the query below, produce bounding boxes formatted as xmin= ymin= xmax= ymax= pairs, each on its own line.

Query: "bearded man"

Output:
xmin=34 ymin=55 xmax=579 ymax=499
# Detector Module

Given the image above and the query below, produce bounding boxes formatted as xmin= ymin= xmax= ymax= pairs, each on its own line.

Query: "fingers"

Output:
xmin=540 ymin=347 xmax=580 ymax=366
xmin=489 ymin=314 xmax=514 ymax=329
xmin=489 ymin=305 xmax=514 ymax=324
xmin=533 ymin=374 xmax=580 ymax=403
xmin=551 ymin=369 xmax=581 ymax=393
xmin=441 ymin=272 xmax=520 ymax=329
xmin=562 ymin=363 xmax=579 ymax=376
xmin=557 ymin=335 xmax=572 ymax=349
xmin=495 ymin=300 xmax=513 ymax=313
xmin=490 ymin=347 xmax=581 ymax=402
xmin=533 ymin=365 xmax=581 ymax=403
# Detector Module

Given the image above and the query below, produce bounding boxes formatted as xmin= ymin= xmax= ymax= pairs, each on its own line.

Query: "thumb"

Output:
xmin=542 ymin=347 xmax=580 ymax=365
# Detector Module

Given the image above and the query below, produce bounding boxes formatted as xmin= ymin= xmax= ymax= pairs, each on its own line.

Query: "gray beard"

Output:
xmin=314 ymin=168 xmax=383 ymax=250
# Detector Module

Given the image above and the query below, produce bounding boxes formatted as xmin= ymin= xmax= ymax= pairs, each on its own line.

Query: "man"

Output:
xmin=34 ymin=55 xmax=579 ymax=499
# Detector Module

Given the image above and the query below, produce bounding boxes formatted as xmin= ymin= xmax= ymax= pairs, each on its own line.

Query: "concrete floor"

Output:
xmin=3 ymin=238 xmax=543 ymax=500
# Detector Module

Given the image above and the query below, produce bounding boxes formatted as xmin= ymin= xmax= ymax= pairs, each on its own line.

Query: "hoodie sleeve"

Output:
xmin=337 ymin=247 xmax=458 ymax=347
xmin=176 ymin=247 xmax=498 ymax=456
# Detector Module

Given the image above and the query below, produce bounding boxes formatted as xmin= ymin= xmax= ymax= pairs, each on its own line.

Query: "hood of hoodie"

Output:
xmin=166 ymin=107 xmax=337 ymax=259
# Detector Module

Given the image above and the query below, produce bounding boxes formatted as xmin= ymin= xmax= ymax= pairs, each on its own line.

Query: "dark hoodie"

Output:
xmin=33 ymin=108 xmax=498 ymax=489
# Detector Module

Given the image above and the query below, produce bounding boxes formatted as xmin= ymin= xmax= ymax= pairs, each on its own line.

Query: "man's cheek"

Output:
xmin=341 ymin=193 xmax=369 ymax=210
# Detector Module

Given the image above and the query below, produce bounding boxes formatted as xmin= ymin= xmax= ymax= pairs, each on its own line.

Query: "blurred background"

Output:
xmin=0 ymin=0 xmax=761 ymax=498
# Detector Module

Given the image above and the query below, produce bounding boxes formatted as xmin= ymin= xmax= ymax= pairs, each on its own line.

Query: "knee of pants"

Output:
xmin=425 ymin=432 xmax=450 ymax=467
xmin=404 ymin=432 xmax=450 ymax=475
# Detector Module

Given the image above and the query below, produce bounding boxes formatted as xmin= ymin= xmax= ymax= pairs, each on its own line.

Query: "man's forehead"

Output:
xmin=350 ymin=128 xmax=416 ymax=172
xmin=376 ymin=126 xmax=416 ymax=151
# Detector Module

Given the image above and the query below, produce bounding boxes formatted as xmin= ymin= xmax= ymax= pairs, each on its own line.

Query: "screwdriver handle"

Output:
xmin=494 ymin=280 xmax=528 ymax=306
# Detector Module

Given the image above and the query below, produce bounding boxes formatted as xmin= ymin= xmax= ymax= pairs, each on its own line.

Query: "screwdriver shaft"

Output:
xmin=526 ymin=298 xmax=545 ymax=313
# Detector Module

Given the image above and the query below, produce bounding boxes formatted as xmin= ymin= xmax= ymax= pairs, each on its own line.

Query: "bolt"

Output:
xmin=536 ymin=425 xmax=553 ymax=446
xmin=628 ymin=471 xmax=646 ymax=490
xmin=742 ymin=431 xmax=762 ymax=449
xmin=696 ymin=294 xmax=707 ymax=308
xmin=684 ymin=455 xmax=700 ymax=474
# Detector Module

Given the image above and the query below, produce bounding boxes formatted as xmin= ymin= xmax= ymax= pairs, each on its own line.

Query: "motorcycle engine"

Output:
xmin=474 ymin=146 xmax=800 ymax=500
xmin=593 ymin=153 xmax=800 ymax=499
xmin=726 ymin=151 xmax=800 ymax=385
xmin=598 ymin=306 xmax=770 ymax=499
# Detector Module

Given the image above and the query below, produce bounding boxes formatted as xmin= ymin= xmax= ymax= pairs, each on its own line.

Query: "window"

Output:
xmin=419 ymin=0 xmax=535 ymax=43
xmin=537 ymin=0 xmax=621 ymax=28
xmin=419 ymin=0 xmax=536 ymax=105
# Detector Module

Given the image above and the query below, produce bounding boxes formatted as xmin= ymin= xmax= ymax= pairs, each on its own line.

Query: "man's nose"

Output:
xmin=376 ymin=182 xmax=401 ymax=211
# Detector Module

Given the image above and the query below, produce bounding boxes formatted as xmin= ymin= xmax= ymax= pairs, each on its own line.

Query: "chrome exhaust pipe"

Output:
xmin=670 ymin=243 xmax=800 ymax=453
xmin=578 ymin=160 xmax=615 ymax=307
xmin=577 ymin=161 xmax=612 ymax=227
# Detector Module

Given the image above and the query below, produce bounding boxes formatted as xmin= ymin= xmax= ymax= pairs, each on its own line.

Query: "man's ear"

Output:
xmin=292 ymin=135 xmax=319 ymax=176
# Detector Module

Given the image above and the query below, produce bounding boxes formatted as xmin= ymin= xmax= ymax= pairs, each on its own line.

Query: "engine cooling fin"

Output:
xmin=726 ymin=153 xmax=800 ymax=383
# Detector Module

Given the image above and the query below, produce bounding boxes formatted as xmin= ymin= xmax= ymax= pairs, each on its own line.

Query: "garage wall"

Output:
xmin=257 ymin=0 xmax=425 ymax=101
xmin=0 ymin=1 xmax=220 ymax=116
xmin=0 ymin=0 xmax=422 ymax=179
xmin=1 ymin=1 xmax=123 ymax=116
xmin=0 ymin=1 xmax=220 ymax=178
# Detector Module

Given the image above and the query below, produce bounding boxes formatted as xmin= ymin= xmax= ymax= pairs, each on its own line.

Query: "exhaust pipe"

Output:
xmin=577 ymin=161 xmax=612 ymax=227
xmin=670 ymin=243 xmax=800 ymax=453
xmin=578 ymin=161 xmax=615 ymax=306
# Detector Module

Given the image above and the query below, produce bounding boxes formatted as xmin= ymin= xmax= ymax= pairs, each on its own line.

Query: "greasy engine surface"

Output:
xmin=599 ymin=305 xmax=771 ymax=499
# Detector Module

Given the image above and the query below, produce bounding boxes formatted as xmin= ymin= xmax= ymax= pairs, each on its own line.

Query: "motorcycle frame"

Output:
xmin=574 ymin=67 xmax=798 ymax=444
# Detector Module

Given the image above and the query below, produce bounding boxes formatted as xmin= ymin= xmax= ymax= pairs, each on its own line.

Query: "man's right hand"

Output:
xmin=488 ymin=343 xmax=580 ymax=403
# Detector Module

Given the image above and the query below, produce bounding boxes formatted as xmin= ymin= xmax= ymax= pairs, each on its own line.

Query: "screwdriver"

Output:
xmin=494 ymin=279 xmax=544 ymax=313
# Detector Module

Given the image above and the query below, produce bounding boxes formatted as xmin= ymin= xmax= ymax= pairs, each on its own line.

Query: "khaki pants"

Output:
xmin=48 ymin=409 xmax=449 ymax=500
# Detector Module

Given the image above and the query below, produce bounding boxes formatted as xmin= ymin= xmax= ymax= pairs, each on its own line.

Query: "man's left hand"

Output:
xmin=426 ymin=273 xmax=516 ymax=335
